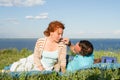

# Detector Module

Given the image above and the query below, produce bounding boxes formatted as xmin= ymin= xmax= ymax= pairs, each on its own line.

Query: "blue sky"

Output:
xmin=0 ymin=0 xmax=120 ymax=39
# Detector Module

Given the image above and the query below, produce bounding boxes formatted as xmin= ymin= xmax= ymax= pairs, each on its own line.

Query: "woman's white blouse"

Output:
xmin=41 ymin=50 xmax=59 ymax=71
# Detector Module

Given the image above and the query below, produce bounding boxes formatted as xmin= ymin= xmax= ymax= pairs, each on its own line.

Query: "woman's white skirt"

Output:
xmin=10 ymin=54 xmax=39 ymax=72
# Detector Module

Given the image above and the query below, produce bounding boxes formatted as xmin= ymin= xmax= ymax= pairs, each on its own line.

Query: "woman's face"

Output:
xmin=50 ymin=28 xmax=63 ymax=42
xmin=74 ymin=42 xmax=82 ymax=53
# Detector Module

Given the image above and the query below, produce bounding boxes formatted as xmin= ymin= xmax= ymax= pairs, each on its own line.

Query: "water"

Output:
xmin=70 ymin=39 xmax=120 ymax=51
xmin=0 ymin=38 xmax=120 ymax=51
xmin=0 ymin=38 xmax=37 ymax=50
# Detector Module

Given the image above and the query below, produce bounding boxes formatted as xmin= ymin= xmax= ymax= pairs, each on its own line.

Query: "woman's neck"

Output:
xmin=47 ymin=37 xmax=56 ymax=44
xmin=44 ymin=37 xmax=58 ymax=51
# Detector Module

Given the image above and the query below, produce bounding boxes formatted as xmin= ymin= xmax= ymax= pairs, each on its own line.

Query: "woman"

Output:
xmin=10 ymin=21 xmax=67 ymax=73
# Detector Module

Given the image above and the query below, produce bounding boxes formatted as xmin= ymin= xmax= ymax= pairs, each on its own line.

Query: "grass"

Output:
xmin=0 ymin=48 xmax=120 ymax=80
xmin=0 ymin=48 xmax=32 ymax=69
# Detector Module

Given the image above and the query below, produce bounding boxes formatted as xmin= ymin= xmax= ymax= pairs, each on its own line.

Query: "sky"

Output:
xmin=0 ymin=0 xmax=120 ymax=39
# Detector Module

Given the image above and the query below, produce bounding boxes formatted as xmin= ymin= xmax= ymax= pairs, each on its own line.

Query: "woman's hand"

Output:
xmin=37 ymin=65 xmax=45 ymax=71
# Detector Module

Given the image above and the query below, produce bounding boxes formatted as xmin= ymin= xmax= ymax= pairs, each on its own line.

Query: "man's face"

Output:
xmin=74 ymin=42 xmax=81 ymax=53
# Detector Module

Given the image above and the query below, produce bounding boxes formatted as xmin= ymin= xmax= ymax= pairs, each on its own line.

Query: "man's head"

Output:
xmin=74 ymin=40 xmax=94 ymax=56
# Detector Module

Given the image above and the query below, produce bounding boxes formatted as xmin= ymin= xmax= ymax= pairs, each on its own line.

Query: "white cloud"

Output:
xmin=91 ymin=32 xmax=111 ymax=35
xmin=70 ymin=31 xmax=114 ymax=38
xmin=25 ymin=13 xmax=48 ymax=20
xmin=113 ymin=30 xmax=120 ymax=35
xmin=71 ymin=31 xmax=115 ymax=37
xmin=0 ymin=0 xmax=45 ymax=7
xmin=25 ymin=16 xmax=34 ymax=19
xmin=5 ymin=18 xmax=19 ymax=24
xmin=76 ymin=31 xmax=109 ymax=35
xmin=0 ymin=18 xmax=19 ymax=25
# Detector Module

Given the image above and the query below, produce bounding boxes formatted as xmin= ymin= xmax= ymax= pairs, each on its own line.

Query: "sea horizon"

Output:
xmin=0 ymin=38 xmax=120 ymax=52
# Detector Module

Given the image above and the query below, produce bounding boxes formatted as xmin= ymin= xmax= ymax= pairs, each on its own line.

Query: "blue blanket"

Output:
xmin=2 ymin=63 xmax=120 ymax=77
xmin=80 ymin=63 xmax=120 ymax=70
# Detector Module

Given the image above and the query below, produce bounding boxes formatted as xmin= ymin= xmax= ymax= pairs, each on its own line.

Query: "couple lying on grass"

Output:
xmin=3 ymin=21 xmax=100 ymax=73
xmin=8 ymin=38 xmax=98 ymax=73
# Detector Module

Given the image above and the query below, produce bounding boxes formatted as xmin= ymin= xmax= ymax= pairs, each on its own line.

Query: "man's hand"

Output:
xmin=60 ymin=38 xmax=70 ymax=45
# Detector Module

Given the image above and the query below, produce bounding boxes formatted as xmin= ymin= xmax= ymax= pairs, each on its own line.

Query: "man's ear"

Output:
xmin=87 ymin=48 xmax=91 ymax=52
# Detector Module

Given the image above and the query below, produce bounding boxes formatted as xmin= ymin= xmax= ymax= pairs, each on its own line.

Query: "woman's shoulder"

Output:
xmin=36 ymin=37 xmax=47 ymax=43
xmin=37 ymin=37 xmax=46 ymax=41
xmin=35 ymin=37 xmax=46 ymax=47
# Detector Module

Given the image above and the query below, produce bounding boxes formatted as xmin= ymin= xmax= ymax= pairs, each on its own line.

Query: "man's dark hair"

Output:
xmin=79 ymin=40 xmax=94 ymax=56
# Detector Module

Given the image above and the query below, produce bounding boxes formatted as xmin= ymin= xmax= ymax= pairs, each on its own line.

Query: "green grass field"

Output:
xmin=0 ymin=48 xmax=120 ymax=80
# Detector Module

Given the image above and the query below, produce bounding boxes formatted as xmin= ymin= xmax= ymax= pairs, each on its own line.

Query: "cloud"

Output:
xmin=25 ymin=13 xmax=48 ymax=20
xmin=76 ymin=31 xmax=120 ymax=38
xmin=5 ymin=18 xmax=19 ymax=24
xmin=91 ymin=32 xmax=110 ymax=35
xmin=113 ymin=30 xmax=120 ymax=35
xmin=0 ymin=0 xmax=45 ymax=7
xmin=73 ymin=31 xmax=115 ymax=37
xmin=76 ymin=31 xmax=108 ymax=35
